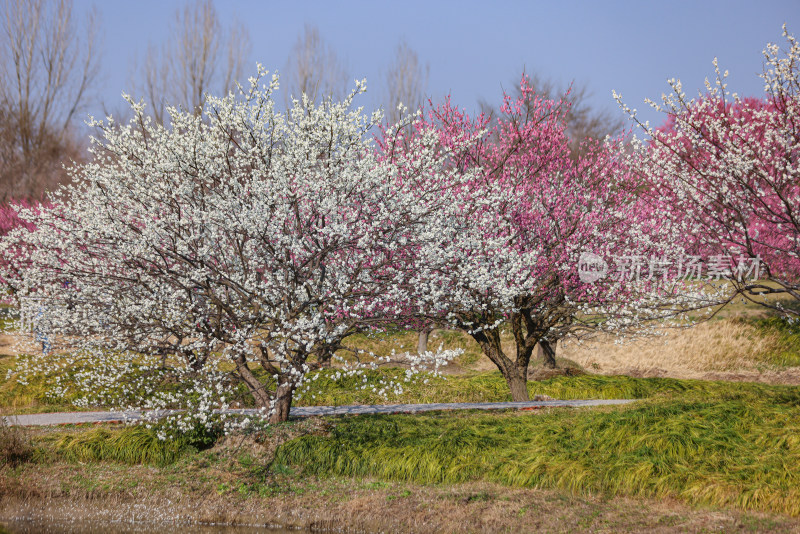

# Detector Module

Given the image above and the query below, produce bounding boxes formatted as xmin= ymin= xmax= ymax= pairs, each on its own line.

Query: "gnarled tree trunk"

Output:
xmin=233 ymin=352 xmax=271 ymax=408
xmin=538 ymin=338 xmax=557 ymax=368
xmin=504 ymin=367 xmax=530 ymax=402
xmin=471 ymin=327 xmax=531 ymax=402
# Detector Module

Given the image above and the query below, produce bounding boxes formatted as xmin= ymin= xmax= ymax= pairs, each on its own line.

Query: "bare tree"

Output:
xmin=283 ymin=23 xmax=348 ymax=105
xmin=0 ymin=0 xmax=99 ymax=201
xmin=384 ymin=39 xmax=429 ymax=125
xmin=134 ymin=0 xmax=251 ymax=125
xmin=481 ymin=72 xmax=625 ymax=158
xmin=533 ymin=74 xmax=624 ymax=145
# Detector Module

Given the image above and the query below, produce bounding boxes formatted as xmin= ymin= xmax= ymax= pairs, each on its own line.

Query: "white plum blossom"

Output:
xmin=1 ymin=66 xmax=464 ymax=428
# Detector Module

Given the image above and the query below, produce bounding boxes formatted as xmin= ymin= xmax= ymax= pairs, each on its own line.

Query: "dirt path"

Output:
xmin=2 ymin=399 xmax=635 ymax=426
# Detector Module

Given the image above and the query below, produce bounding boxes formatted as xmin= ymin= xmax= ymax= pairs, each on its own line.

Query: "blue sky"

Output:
xmin=79 ymin=0 xmax=799 ymax=130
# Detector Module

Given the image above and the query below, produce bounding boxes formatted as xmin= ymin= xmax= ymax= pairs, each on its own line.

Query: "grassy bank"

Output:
xmin=745 ymin=316 xmax=800 ymax=366
xmin=2 ymin=414 xmax=800 ymax=530
xmin=3 ymin=376 xmax=800 ymax=523
xmin=2 ymin=308 xmax=800 ymax=530
xmin=278 ymin=395 xmax=800 ymax=517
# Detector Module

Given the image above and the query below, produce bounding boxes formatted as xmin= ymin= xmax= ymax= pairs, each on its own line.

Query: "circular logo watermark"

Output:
xmin=578 ymin=252 xmax=608 ymax=284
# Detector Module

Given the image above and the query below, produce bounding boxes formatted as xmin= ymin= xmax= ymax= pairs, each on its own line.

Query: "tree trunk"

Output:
xmin=317 ymin=345 xmax=333 ymax=368
xmin=417 ymin=329 xmax=431 ymax=354
xmin=234 ymin=354 xmax=271 ymax=408
xmin=539 ymin=339 xmax=557 ymax=369
xmin=505 ymin=368 xmax=529 ymax=402
xmin=269 ymin=378 xmax=295 ymax=423
xmin=471 ymin=328 xmax=530 ymax=401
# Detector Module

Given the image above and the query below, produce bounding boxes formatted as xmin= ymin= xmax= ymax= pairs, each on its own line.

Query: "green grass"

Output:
xmin=740 ymin=316 xmax=800 ymax=366
xmin=49 ymin=423 xmax=220 ymax=466
xmin=0 ymin=316 xmax=16 ymax=332
xmin=0 ymin=353 xmax=107 ymax=413
xmin=7 ymin=372 xmax=800 ymax=519
xmin=0 ymin=350 xmax=241 ymax=414
xmin=277 ymin=391 xmax=800 ymax=516
xmin=293 ymin=368 xmax=793 ymax=406
xmin=294 ymin=368 xmax=511 ymax=405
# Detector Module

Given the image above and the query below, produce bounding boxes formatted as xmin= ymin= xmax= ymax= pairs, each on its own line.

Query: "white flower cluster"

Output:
xmin=0 ymin=66 xmax=471 ymax=430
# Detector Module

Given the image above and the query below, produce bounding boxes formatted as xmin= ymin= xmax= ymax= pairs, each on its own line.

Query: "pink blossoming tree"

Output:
xmin=383 ymin=79 xmax=708 ymax=401
xmin=0 ymin=199 xmax=50 ymax=299
xmin=617 ymin=27 xmax=800 ymax=316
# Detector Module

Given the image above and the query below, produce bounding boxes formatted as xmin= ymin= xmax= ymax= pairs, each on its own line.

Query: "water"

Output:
xmin=1 ymin=520 xmax=305 ymax=533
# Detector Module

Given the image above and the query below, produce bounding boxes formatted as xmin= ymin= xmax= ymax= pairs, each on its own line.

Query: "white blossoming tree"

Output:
xmin=1 ymin=67 xmax=463 ymax=427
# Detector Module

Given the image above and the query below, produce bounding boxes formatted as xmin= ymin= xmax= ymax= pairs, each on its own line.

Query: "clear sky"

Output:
xmin=77 ymin=0 xmax=799 ymax=131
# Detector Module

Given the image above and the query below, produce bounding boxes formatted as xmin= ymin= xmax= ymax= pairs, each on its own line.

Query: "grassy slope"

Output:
xmin=277 ymin=394 xmax=800 ymax=516
xmin=4 ymin=377 xmax=797 ymax=519
xmin=744 ymin=316 xmax=800 ymax=366
xmin=4 ymin=454 xmax=797 ymax=532
xmin=3 ymin=301 xmax=800 ymax=522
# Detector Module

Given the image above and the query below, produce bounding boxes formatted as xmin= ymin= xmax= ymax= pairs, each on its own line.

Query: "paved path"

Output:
xmin=3 ymin=399 xmax=636 ymax=426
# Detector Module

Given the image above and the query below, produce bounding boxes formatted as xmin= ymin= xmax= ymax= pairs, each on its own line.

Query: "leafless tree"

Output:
xmin=384 ymin=39 xmax=429 ymax=125
xmin=481 ymin=72 xmax=625 ymax=158
xmin=534 ymin=74 xmax=624 ymax=145
xmin=0 ymin=0 xmax=99 ymax=201
xmin=283 ymin=23 xmax=348 ymax=106
xmin=134 ymin=0 xmax=251 ymax=125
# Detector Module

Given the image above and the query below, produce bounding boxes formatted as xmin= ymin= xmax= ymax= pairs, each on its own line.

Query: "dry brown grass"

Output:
xmin=0 ymin=411 xmax=34 ymax=468
xmin=417 ymin=317 xmax=800 ymax=385
xmin=2 ymin=467 xmax=799 ymax=533
xmin=0 ymin=332 xmax=23 ymax=358
xmin=557 ymin=319 xmax=800 ymax=384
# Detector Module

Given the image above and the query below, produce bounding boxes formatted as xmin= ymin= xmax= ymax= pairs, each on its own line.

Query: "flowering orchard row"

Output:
xmin=0 ymin=30 xmax=797 ymax=430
